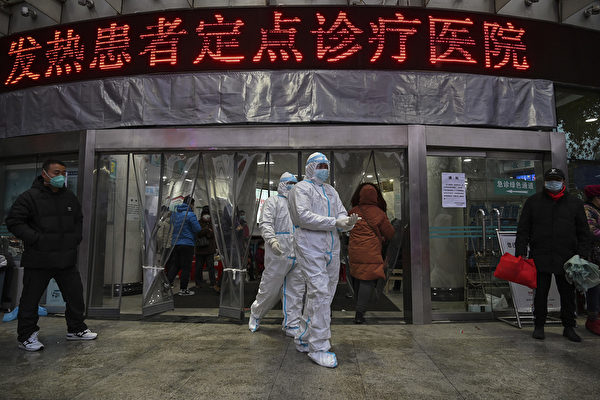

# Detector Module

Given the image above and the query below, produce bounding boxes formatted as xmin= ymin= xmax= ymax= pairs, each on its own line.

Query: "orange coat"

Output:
xmin=348 ymin=185 xmax=395 ymax=280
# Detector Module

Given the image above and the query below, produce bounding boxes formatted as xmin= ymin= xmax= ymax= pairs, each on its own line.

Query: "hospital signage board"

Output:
xmin=493 ymin=178 xmax=535 ymax=196
xmin=442 ymin=172 xmax=466 ymax=208
xmin=1 ymin=6 xmax=600 ymax=93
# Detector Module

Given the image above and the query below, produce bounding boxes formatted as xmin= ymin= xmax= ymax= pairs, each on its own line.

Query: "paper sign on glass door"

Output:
xmin=442 ymin=172 xmax=466 ymax=208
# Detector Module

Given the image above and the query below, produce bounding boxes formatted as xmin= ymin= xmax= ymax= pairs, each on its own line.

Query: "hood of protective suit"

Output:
xmin=277 ymin=172 xmax=297 ymax=196
xmin=359 ymin=184 xmax=378 ymax=206
xmin=305 ymin=152 xmax=330 ymax=185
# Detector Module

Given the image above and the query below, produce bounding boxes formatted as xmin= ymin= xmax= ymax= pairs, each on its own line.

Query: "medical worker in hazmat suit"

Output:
xmin=288 ymin=152 xmax=358 ymax=368
xmin=249 ymin=172 xmax=305 ymax=337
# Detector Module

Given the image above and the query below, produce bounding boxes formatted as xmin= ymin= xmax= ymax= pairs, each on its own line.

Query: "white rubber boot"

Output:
xmin=248 ymin=315 xmax=260 ymax=332
xmin=308 ymin=351 xmax=338 ymax=368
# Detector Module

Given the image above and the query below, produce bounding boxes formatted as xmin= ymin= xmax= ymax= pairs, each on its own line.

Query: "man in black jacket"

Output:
xmin=515 ymin=168 xmax=591 ymax=342
xmin=5 ymin=159 xmax=97 ymax=351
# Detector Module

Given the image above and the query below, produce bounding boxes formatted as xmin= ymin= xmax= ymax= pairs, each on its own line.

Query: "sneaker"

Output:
xmin=563 ymin=327 xmax=582 ymax=342
xmin=585 ymin=319 xmax=600 ymax=336
xmin=284 ymin=326 xmax=299 ymax=338
xmin=532 ymin=326 xmax=545 ymax=340
xmin=18 ymin=331 xmax=44 ymax=351
xmin=295 ymin=342 xmax=309 ymax=353
xmin=66 ymin=329 xmax=98 ymax=341
xmin=249 ymin=315 xmax=260 ymax=332
xmin=178 ymin=289 xmax=195 ymax=296
xmin=308 ymin=351 xmax=338 ymax=368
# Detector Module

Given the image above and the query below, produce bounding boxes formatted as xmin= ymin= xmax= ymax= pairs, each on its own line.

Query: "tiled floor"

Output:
xmin=1 ymin=314 xmax=599 ymax=400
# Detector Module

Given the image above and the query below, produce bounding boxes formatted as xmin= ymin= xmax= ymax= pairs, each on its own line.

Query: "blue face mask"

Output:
xmin=44 ymin=170 xmax=65 ymax=188
xmin=286 ymin=184 xmax=295 ymax=191
xmin=545 ymin=181 xmax=563 ymax=192
xmin=315 ymin=168 xmax=329 ymax=182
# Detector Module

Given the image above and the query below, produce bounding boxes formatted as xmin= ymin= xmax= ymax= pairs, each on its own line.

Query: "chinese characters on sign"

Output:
xmin=1 ymin=7 xmax=534 ymax=91
xmin=493 ymin=178 xmax=536 ymax=196
xmin=442 ymin=172 xmax=466 ymax=208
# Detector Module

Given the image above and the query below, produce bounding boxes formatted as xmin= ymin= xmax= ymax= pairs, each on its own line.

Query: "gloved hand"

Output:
xmin=336 ymin=216 xmax=351 ymax=230
xmin=270 ymin=239 xmax=284 ymax=256
xmin=336 ymin=214 xmax=360 ymax=231
xmin=347 ymin=213 xmax=359 ymax=227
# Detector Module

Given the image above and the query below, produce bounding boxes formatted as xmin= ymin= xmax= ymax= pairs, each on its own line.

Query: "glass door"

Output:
xmin=427 ymin=154 xmax=544 ymax=316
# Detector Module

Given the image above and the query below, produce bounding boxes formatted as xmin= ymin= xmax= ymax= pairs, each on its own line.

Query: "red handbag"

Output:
xmin=494 ymin=253 xmax=537 ymax=289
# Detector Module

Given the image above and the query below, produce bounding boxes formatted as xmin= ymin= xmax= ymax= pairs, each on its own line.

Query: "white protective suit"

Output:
xmin=288 ymin=152 xmax=355 ymax=368
xmin=249 ymin=172 xmax=305 ymax=336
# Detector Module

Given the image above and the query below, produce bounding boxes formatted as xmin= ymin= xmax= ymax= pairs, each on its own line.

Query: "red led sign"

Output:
xmin=1 ymin=6 xmax=599 ymax=93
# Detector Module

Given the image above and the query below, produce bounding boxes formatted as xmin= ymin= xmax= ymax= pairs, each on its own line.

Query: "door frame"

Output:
xmin=77 ymin=125 xmax=565 ymax=323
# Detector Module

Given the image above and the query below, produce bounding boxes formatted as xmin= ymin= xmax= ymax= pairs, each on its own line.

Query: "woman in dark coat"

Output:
xmin=348 ymin=183 xmax=395 ymax=323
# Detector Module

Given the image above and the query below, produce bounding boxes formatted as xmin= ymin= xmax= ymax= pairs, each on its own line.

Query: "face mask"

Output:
xmin=545 ymin=181 xmax=563 ymax=192
xmin=240 ymin=215 xmax=246 ymax=222
xmin=315 ymin=169 xmax=329 ymax=182
xmin=286 ymin=184 xmax=295 ymax=191
xmin=202 ymin=215 xmax=210 ymax=221
xmin=44 ymin=170 xmax=65 ymax=188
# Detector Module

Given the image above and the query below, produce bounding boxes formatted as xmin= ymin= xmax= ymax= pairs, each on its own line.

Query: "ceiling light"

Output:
xmin=78 ymin=0 xmax=95 ymax=8
xmin=586 ymin=117 xmax=598 ymax=123
xmin=389 ymin=179 xmax=394 ymax=182
xmin=269 ymin=180 xmax=274 ymax=184
xmin=257 ymin=161 xmax=275 ymax=165
xmin=366 ymin=174 xmax=373 ymax=178
xmin=20 ymin=6 xmax=37 ymax=19
xmin=524 ymin=0 xmax=539 ymax=6
xmin=463 ymin=158 xmax=472 ymax=162
xmin=584 ymin=5 xmax=600 ymax=17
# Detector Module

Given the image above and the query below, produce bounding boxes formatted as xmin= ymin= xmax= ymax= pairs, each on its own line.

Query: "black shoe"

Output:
xmin=563 ymin=327 xmax=582 ymax=342
xmin=354 ymin=312 xmax=365 ymax=324
xmin=532 ymin=326 xmax=545 ymax=340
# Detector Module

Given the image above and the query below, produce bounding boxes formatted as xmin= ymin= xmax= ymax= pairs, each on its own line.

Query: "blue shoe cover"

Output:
xmin=2 ymin=306 xmax=18 ymax=322
xmin=38 ymin=306 xmax=48 ymax=316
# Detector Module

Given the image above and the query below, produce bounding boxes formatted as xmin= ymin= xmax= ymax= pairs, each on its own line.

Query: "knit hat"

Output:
xmin=584 ymin=185 xmax=600 ymax=199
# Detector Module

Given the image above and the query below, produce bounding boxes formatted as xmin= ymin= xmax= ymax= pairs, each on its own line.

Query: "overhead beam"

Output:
xmin=494 ymin=0 xmax=511 ymax=12
xmin=105 ymin=0 xmax=122 ymax=14
xmin=562 ymin=0 xmax=596 ymax=20
xmin=27 ymin=0 xmax=61 ymax=22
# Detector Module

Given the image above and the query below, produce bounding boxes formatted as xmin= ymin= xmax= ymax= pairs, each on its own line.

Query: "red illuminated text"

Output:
xmin=90 ymin=22 xmax=132 ymax=70
xmin=253 ymin=11 xmax=303 ymax=63
xmin=45 ymin=29 xmax=85 ymax=77
xmin=429 ymin=16 xmax=476 ymax=65
xmin=311 ymin=11 xmax=362 ymax=63
xmin=484 ymin=21 xmax=529 ymax=70
xmin=2 ymin=9 xmax=534 ymax=90
xmin=5 ymin=36 xmax=42 ymax=85
xmin=194 ymin=14 xmax=244 ymax=64
xmin=369 ymin=13 xmax=421 ymax=63
xmin=140 ymin=17 xmax=187 ymax=66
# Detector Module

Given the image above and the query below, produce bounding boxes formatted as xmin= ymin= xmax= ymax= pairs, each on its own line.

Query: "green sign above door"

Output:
xmin=494 ymin=179 xmax=536 ymax=196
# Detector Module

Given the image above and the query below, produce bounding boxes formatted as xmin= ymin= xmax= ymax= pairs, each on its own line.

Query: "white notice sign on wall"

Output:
xmin=442 ymin=172 xmax=466 ymax=208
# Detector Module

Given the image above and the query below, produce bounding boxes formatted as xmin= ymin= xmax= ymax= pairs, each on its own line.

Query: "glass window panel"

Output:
xmin=89 ymin=154 xmax=129 ymax=312
xmin=427 ymin=155 xmax=544 ymax=314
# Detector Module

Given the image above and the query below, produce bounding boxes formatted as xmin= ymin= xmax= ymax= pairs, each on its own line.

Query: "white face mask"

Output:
xmin=545 ymin=181 xmax=563 ymax=192
xmin=202 ymin=214 xmax=210 ymax=221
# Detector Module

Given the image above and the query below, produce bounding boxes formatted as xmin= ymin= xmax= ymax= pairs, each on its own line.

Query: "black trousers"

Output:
xmin=18 ymin=267 xmax=87 ymax=342
xmin=195 ymin=253 xmax=215 ymax=286
xmin=352 ymin=278 xmax=377 ymax=314
xmin=534 ymin=271 xmax=576 ymax=328
xmin=167 ymin=245 xmax=194 ymax=290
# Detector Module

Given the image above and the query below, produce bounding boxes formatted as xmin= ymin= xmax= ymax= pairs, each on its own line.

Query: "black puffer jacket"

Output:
xmin=5 ymin=176 xmax=83 ymax=269
xmin=515 ymin=190 xmax=591 ymax=274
